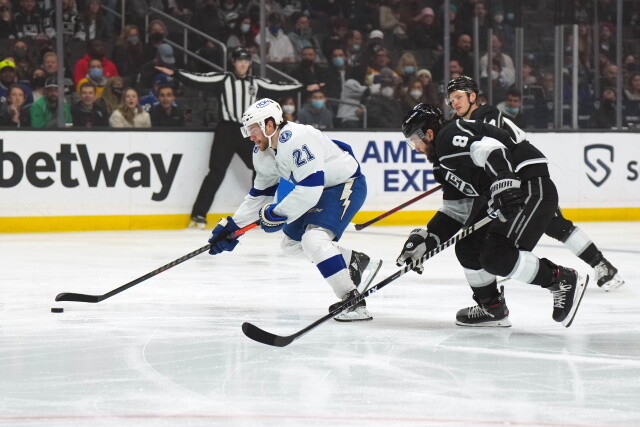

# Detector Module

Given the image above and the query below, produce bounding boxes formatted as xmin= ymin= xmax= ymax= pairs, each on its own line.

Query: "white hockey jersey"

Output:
xmin=233 ymin=122 xmax=360 ymax=226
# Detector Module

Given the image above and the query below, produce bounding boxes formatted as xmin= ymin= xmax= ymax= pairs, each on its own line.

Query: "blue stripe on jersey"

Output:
xmin=332 ymin=139 xmax=361 ymax=177
xmin=249 ymin=184 xmax=278 ymax=197
xmin=316 ymin=254 xmax=347 ymax=278
xmin=297 ymin=170 xmax=325 ymax=187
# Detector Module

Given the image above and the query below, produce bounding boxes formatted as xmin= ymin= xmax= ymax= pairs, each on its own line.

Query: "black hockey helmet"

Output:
xmin=446 ymin=75 xmax=479 ymax=97
xmin=231 ymin=47 xmax=252 ymax=62
xmin=402 ymin=103 xmax=444 ymax=148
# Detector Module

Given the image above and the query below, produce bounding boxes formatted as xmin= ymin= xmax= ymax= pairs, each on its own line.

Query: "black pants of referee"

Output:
xmin=191 ymin=121 xmax=255 ymax=218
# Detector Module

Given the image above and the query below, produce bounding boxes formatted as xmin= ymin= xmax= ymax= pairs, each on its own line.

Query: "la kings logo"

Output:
xmin=445 ymin=171 xmax=479 ymax=197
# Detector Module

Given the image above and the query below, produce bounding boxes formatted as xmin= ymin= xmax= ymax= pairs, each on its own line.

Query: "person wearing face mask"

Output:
xmin=76 ymin=58 xmax=107 ymax=97
xmin=254 ymin=11 xmax=295 ymax=63
xmin=298 ymin=89 xmax=333 ymax=130
xmin=365 ymin=73 xmax=403 ymax=128
xmin=496 ymin=88 xmax=525 ymax=128
xmin=288 ymin=12 xmax=325 ymax=63
xmin=447 ymin=75 xmax=625 ymax=292
xmin=279 ymin=96 xmax=297 ymax=122
xmin=589 ymin=86 xmax=630 ymax=129
xmin=400 ymin=77 xmax=427 ymax=112
xmin=344 ymin=29 xmax=365 ymax=75
xmin=73 ymin=39 xmax=119 ymax=86
xmin=142 ymin=19 xmax=169 ymax=63
xmin=324 ymin=47 xmax=361 ymax=101
xmin=12 ymin=40 xmax=37 ymax=84
xmin=395 ymin=52 xmax=418 ymax=86
xmin=112 ymin=25 xmax=145 ymax=87
xmin=292 ymin=46 xmax=329 ymax=100
xmin=226 ymin=13 xmax=258 ymax=59
xmin=0 ymin=59 xmax=34 ymax=105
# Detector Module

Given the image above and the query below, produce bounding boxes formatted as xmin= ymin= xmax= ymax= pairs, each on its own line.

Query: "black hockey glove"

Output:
xmin=396 ymin=228 xmax=439 ymax=274
xmin=489 ymin=174 xmax=526 ymax=222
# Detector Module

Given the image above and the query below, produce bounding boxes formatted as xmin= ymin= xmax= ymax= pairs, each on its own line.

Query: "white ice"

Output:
xmin=1 ymin=222 xmax=639 ymax=426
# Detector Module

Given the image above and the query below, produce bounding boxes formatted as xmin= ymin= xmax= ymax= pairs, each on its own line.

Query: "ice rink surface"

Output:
xmin=1 ymin=221 xmax=639 ymax=426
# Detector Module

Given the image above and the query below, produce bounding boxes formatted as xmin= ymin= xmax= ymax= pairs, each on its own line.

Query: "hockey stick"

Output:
xmin=55 ymin=221 xmax=260 ymax=303
xmin=354 ymin=185 xmax=442 ymax=230
xmin=242 ymin=213 xmax=496 ymax=347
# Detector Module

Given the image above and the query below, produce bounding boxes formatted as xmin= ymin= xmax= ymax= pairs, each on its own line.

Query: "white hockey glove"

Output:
xmin=396 ymin=228 xmax=434 ymax=274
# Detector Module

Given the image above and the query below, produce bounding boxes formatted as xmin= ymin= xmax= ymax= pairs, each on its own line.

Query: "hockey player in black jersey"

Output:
xmin=396 ymin=103 xmax=588 ymax=327
xmin=445 ymin=75 xmax=624 ymax=291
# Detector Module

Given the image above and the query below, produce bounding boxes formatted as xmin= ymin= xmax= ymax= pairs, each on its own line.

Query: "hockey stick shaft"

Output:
xmin=242 ymin=214 xmax=495 ymax=347
xmin=354 ymin=185 xmax=442 ymax=230
xmin=55 ymin=221 xmax=260 ymax=303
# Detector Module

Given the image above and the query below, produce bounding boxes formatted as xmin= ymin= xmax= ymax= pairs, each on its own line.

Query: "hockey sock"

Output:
xmin=301 ymin=228 xmax=354 ymax=298
xmin=564 ymin=227 xmax=601 ymax=267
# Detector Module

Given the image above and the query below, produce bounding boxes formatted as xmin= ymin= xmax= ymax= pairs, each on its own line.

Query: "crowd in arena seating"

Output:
xmin=0 ymin=0 xmax=639 ymax=129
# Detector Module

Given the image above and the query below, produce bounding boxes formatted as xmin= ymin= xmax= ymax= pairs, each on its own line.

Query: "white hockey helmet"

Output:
xmin=240 ymin=98 xmax=284 ymax=138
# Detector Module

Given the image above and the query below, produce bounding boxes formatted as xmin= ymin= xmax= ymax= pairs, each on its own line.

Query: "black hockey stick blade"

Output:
xmin=354 ymin=185 xmax=442 ymax=230
xmin=55 ymin=221 xmax=260 ymax=303
xmin=242 ymin=214 xmax=495 ymax=347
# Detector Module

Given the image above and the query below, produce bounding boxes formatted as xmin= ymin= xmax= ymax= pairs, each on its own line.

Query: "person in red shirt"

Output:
xmin=73 ymin=39 xmax=119 ymax=85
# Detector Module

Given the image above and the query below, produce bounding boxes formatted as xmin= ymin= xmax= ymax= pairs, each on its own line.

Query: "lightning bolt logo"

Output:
xmin=339 ymin=179 xmax=354 ymax=220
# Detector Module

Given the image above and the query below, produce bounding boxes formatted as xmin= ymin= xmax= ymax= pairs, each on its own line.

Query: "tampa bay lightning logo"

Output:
xmin=253 ymin=145 xmax=259 ymax=153
xmin=256 ymin=99 xmax=270 ymax=108
xmin=279 ymin=130 xmax=292 ymax=143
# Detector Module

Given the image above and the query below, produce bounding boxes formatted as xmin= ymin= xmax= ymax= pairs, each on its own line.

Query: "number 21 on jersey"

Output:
xmin=293 ymin=144 xmax=315 ymax=167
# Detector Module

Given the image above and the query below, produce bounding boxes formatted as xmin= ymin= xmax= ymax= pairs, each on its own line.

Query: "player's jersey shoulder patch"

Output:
xmin=253 ymin=145 xmax=259 ymax=153
xmin=279 ymin=130 xmax=292 ymax=143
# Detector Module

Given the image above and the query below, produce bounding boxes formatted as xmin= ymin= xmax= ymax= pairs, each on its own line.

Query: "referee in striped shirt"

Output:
xmin=157 ymin=47 xmax=302 ymax=228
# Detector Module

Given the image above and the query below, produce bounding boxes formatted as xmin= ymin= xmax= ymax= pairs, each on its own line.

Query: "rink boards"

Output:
xmin=0 ymin=129 xmax=638 ymax=232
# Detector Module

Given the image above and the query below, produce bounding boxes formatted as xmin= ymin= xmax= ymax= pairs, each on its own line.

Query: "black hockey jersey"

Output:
xmin=470 ymin=104 xmax=527 ymax=143
xmin=435 ymin=118 xmax=549 ymax=202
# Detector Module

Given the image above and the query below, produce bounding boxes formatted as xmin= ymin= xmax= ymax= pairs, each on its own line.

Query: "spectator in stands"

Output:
xmin=400 ymin=77 xmax=428 ymax=112
xmin=598 ymin=21 xmax=616 ymax=59
xmin=139 ymin=73 xmax=174 ymax=111
xmin=325 ymin=47 xmax=360 ymax=101
xmin=143 ymin=19 xmax=169 ymax=63
xmin=624 ymin=71 xmax=640 ymax=101
xmin=191 ymin=0 xmax=227 ymax=52
xmin=491 ymin=5 xmax=514 ymax=53
xmin=364 ymin=47 xmax=396 ymax=86
xmin=577 ymin=23 xmax=593 ymax=69
xmin=82 ymin=0 xmax=111 ymax=42
xmin=279 ymin=95 xmax=297 ymax=122
xmin=255 ymin=12 xmax=295 ymax=63
xmin=11 ymin=39 xmax=36 ymax=84
xmin=138 ymin=43 xmax=175 ymax=94
xmin=600 ymin=63 xmax=618 ymax=89
xmin=522 ymin=59 xmax=539 ymax=86
xmin=73 ymin=39 xmax=119 ymax=86
xmin=589 ymin=86 xmax=626 ymax=129
xmin=109 ymin=87 xmax=151 ymax=128
xmin=149 ymin=85 xmax=185 ymax=127
xmin=349 ymin=0 xmax=380 ymax=36
xmin=344 ymin=29 xmax=365 ymax=77
xmin=395 ymin=52 xmax=418 ymax=86
xmin=0 ymin=0 xmax=15 ymax=39
xmin=540 ymin=72 xmax=555 ymax=101
xmin=379 ymin=0 xmax=409 ymax=48
xmin=96 ymin=75 xmax=124 ymax=115
xmin=30 ymin=67 xmax=46 ymax=101
xmin=321 ymin=17 xmax=349 ymax=62
xmin=624 ymin=54 xmax=639 ymax=75
xmin=336 ymin=78 xmax=367 ymax=128
xmin=0 ymin=84 xmax=31 ymax=127
xmin=461 ymin=0 xmax=489 ymax=49
xmin=30 ymin=76 xmax=72 ymax=127
xmin=479 ymin=34 xmax=515 ymax=85
xmin=75 ymin=57 xmax=107 ymax=97
xmin=112 ymin=25 xmax=144 ymax=88
xmin=14 ymin=0 xmax=46 ymax=40
xmin=497 ymin=88 xmax=526 ymax=128
xmin=218 ymin=0 xmax=244 ymax=24
xmin=298 ymin=89 xmax=333 ymax=130
xmin=41 ymin=51 xmax=74 ymax=97
xmin=366 ymin=70 xmax=402 ymax=128
xmin=226 ymin=13 xmax=258 ymax=59
xmin=288 ymin=12 xmax=324 ymax=63
xmin=0 ymin=59 xmax=33 ymax=104
xmin=415 ymin=68 xmax=437 ymax=104
xmin=71 ymin=81 xmax=109 ymax=127
xmin=452 ymin=33 xmax=474 ymax=77
xmin=44 ymin=0 xmax=85 ymax=42
xmin=291 ymin=46 xmax=328 ymax=100
xmin=408 ymin=6 xmax=442 ymax=51
xmin=446 ymin=3 xmax=461 ymax=41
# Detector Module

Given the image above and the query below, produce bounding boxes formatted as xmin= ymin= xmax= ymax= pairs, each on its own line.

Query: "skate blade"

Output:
xmin=455 ymin=318 xmax=512 ymax=327
xmin=356 ymin=258 xmax=383 ymax=293
xmin=188 ymin=221 xmax=206 ymax=230
xmin=600 ymin=274 xmax=625 ymax=292
xmin=334 ymin=307 xmax=373 ymax=322
xmin=563 ymin=274 xmax=589 ymax=327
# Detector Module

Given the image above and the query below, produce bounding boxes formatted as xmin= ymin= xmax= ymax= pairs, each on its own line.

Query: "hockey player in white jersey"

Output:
xmin=206 ymin=98 xmax=382 ymax=321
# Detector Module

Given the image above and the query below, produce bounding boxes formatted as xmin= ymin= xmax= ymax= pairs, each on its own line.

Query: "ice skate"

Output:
xmin=594 ymin=258 xmax=625 ymax=291
xmin=456 ymin=286 xmax=511 ymax=327
xmin=348 ymin=250 xmax=382 ymax=293
xmin=188 ymin=215 xmax=207 ymax=229
xmin=329 ymin=289 xmax=372 ymax=322
xmin=548 ymin=267 xmax=589 ymax=327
